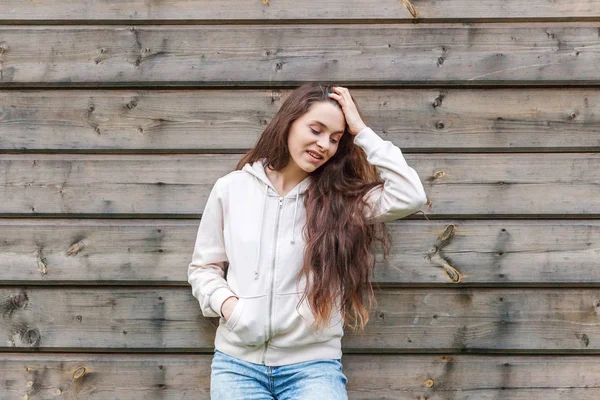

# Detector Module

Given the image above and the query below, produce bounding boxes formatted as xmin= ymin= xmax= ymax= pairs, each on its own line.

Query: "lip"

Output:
xmin=306 ymin=150 xmax=324 ymax=163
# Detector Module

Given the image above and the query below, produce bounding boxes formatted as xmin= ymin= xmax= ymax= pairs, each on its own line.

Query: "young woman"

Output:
xmin=188 ymin=83 xmax=428 ymax=399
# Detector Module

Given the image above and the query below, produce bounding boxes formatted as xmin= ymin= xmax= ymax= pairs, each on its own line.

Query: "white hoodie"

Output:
xmin=187 ymin=126 xmax=427 ymax=366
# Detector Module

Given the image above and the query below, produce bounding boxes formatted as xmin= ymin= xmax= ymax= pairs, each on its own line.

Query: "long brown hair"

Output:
xmin=235 ymin=82 xmax=390 ymax=332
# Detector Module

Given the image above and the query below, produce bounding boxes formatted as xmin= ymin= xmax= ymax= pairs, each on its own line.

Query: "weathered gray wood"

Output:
xmin=1 ymin=287 xmax=600 ymax=351
xmin=2 ymin=353 xmax=600 ymax=400
xmin=0 ymin=154 xmax=230 ymax=215
xmin=2 ymin=219 xmax=600 ymax=285
xmin=2 ymin=88 xmax=600 ymax=151
xmin=0 ymin=24 xmax=598 ymax=85
xmin=0 ymin=0 xmax=598 ymax=20
xmin=2 ymin=153 xmax=600 ymax=215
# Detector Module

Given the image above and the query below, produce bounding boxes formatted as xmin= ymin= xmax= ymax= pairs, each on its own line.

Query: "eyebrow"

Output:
xmin=310 ymin=120 xmax=344 ymax=135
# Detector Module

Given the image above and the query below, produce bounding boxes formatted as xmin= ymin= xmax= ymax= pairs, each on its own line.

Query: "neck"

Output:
xmin=265 ymin=160 xmax=309 ymax=197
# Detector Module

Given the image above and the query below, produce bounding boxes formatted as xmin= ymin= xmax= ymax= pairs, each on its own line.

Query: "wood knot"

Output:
xmin=401 ymin=0 xmax=419 ymax=18
xmin=73 ymin=366 xmax=88 ymax=379
xmin=432 ymin=170 xmax=446 ymax=179
xmin=270 ymin=91 xmax=281 ymax=103
xmin=440 ymin=224 xmax=455 ymax=242
xmin=426 ymin=224 xmax=463 ymax=283
xmin=66 ymin=240 xmax=85 ymax=256
xmin=11 ymin=292 xmax=29 ymax=309
xmin=576 ymin=332 xmax=590 ymax=347
xmin=37 ymin=257 xmax=48 ymax=275
xmin=443 ymin=264 xmax=462 ymax=283
xmin=425 ymin=378 xmax=434 ymax=387
xmin=21 ymin=328 xmax=41 ymax=346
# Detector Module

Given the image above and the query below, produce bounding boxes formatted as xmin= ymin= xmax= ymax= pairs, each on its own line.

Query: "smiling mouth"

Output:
xmin=307 ymin=150 xmax=324 ymax=161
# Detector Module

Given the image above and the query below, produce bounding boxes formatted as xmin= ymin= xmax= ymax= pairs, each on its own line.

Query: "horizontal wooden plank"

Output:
xmin=0 ymin=0 xmax=598 ymax=21
xmin=2 ymin=354 xmax=600 ymax=400
xmin=2 ymin=88 xmax=600 ymax=151
xmin=2 ymin=153 xmax=600 ymax=216
xmin=0 ymin=24 xmax=598 ymax=85
xmin=2 ymin=287 xmax=600 ymax=352
xmin=2 ymin=219 xmax=600 ymax=285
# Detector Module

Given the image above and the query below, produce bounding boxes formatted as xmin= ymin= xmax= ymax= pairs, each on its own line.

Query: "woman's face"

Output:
xmin=287 ymin=101 xmax=346 ymax=173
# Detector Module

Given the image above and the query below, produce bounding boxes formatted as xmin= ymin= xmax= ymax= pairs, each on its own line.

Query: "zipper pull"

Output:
xmin=279 ymin=197 xmax=283 ymax=208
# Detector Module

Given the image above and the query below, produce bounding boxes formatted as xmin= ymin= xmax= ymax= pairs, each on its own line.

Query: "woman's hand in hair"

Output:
xmin=327 ymin=86 xmax=367 ymax=136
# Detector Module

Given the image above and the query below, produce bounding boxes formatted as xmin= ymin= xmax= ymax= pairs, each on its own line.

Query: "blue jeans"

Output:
xmin=210 ymin=349 xmax=349 ymax=399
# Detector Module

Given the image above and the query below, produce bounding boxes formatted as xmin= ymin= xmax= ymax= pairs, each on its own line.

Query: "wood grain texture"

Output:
xmin=1 ymin=287 xmax=600 ymax=352
xmin=2 ymin=219 xmax=600 ymax=285
xmin=2 ymin=88 xmax=599 ymax=151
xmin=0 ymin=0 xmax=598 ymax=21
xmin=1 ymin=153 xmax=600 ymax=215
xmin=1 ymin=1 xmax=598 ymax=398
xmin=0 ymin=24 xmax=598 ymax=85
xmin=2 ymin=353 xmax=600 ymax=399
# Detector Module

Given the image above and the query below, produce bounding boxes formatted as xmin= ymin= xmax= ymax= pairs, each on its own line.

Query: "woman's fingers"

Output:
xmin=329 ymin=86 xmax=365 ymax=135
xmin=329 ymin=86 xmax=349 ymax=105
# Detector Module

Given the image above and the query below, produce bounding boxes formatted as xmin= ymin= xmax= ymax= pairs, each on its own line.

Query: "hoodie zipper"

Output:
xmin=261 ymin=195 xmax=284 ymax=364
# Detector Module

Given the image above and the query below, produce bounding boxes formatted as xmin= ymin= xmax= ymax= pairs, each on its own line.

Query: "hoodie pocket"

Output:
xmin=224 ymin=297 xmax=244 ymax=331
xmin=270 ymin=293 xmax=343 ymax=348
xmin=297 ymin=297 xmax=343 ymax=340
xmin=224 ymin=296 xmax=267 ymax=346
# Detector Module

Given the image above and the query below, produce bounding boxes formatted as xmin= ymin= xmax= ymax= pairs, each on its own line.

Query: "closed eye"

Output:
xmin=311 ymin=128 xmax=340 ymax=144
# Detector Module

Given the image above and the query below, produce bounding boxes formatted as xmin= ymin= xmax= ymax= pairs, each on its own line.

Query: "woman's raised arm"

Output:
xmin=354 ymin=126 xmax=428 ymax=223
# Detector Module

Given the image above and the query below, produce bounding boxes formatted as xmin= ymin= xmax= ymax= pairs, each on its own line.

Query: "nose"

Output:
xmin=316 ymin=136 xmax=329 ymax=152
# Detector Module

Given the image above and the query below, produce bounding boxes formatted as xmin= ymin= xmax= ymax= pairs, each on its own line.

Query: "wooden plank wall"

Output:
xmin=1 ymin=1 xmax=600 ymax=399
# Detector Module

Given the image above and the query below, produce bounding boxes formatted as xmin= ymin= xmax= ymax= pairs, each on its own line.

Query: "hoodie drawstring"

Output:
xmin=290 ymin=187 xmax=300 ymax=244
xmin=253 ymin=185 xmax=268 ymax=280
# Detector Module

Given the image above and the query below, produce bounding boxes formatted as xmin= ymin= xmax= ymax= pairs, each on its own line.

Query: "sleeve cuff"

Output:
xmin=353 ymin=126 xmax=385 ymax=155
xmin=209 ymin=286 xmax=237 ymax=317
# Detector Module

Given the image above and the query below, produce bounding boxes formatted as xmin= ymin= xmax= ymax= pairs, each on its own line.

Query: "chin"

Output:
xmin=304 ymin=158 xmax=327 ymax=172
xmin=301 ymin=164 xmax=318 ymax=173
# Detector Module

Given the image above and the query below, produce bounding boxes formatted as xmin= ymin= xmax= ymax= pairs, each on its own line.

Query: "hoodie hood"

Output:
xmin=242 ymin=158 xmax=312 ymax=279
